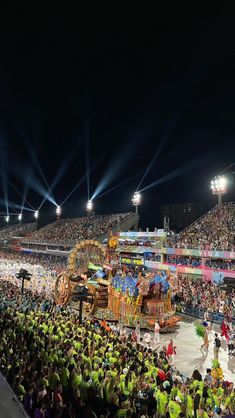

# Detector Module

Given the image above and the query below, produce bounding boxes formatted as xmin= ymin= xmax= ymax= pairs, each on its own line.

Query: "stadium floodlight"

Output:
xmin=132 ymin=191 xmax=141 ymax=214
xmin=210 ymin=176 xmax=227 ymax=207
xmin=34 ymin=210 xmax=39 ymax=220
xmin=5 ymin=215 xmax=9 ymax=223
xmin=18 ymin=213 xmax=22 ymax=222
xmin=86 ymin=200 xmax=93 ymax=214
xmin=56 ymin=205 xmax=61 ymax=219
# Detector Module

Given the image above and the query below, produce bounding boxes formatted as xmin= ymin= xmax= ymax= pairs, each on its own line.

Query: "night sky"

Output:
xmin=0 ymin=9 xmax=235 ymax=228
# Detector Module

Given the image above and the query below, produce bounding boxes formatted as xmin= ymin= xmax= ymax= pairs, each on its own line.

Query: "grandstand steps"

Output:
xmin=180 ymin=205 xmax=217 ymax=233
xmin=96 ymin=212 xmax=139 ymax=243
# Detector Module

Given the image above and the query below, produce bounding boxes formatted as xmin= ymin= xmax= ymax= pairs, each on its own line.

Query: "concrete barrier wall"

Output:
xmin=0 ymin=372 xmax=29 ymax=418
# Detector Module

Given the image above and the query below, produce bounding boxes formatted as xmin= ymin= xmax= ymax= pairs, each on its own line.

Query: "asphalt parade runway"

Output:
xmin=145 ymin=316 xmax=235 ymax=380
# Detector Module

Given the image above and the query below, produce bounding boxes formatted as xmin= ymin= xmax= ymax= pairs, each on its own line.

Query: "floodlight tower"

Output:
xmin=56 ymin=205 xmax=61 ymax=220
xmin=210 ymin=176 xmax=227 ymax=207
xmin=5 ymin=215 xmax=9 ymax=224
xmin=34 ymin=210 xmax=39 ymax=228
xmin=86 ymin=200 xmax=93 ymax=216
xmin=18 ymin=213 xmax=22 ymax=223
xmin=132 ymin=191 xmax=141 ymax=215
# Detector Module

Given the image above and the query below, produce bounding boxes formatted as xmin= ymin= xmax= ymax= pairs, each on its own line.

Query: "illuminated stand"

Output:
xmin=210 ymin=176 xmax=227 ymax=208
xmin=132 ymin=191 xmax=141 ymax=214
xmin=132 ymin=191 xmax=141 ymax=231
xmin=56 ymin=205 xmax=61 ymax=220
xmin=34 ymin=210 xmax=39 ymax=228
xmin=86 ymin=200 xmax=93 ymax=217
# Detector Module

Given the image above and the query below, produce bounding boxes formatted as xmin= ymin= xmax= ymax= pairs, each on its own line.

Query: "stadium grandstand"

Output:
xmin=21 ymin=212 xmax=137 ymax=245
xmin=0 ymin=223 xmax=36 ymax=241
xmin=166 ymin=202 xmax=235 ymax=251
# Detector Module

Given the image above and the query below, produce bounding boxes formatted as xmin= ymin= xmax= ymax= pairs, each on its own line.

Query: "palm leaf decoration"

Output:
xmin=195 ymin=323 xmax=206 ymax=338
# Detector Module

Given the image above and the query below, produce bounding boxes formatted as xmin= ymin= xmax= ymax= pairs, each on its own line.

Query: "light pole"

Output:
xmin=34 ymin=210 xmax=39 ymax=229
xmin=18 ymin=213 xmax=22 ymax=223
xmin=132 ymin=191 xmax=141 ymax=215
xmin=56 ymin=205 xmax=61 ymax=220
xmin=210 ymin=176 xmax=227 ymax=207
xmin=86 ymin=200 xmax=93 ymax=216
xmin=5 ymin=215 xmax=9 ymax=224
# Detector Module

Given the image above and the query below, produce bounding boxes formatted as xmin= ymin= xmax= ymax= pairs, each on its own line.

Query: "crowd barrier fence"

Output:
xmin=180 ymin=305 xmax=234 ymax=325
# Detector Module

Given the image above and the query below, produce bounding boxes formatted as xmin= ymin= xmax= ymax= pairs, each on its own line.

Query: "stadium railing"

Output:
xmin=179 ymin=305 xmax=233 ymax=324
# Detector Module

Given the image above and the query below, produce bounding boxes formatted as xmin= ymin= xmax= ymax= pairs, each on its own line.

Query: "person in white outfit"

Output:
xmin=154 ymin=321 xmax=160 ymax=344
xmin=143 ymin=332 xmax=151 ymax=346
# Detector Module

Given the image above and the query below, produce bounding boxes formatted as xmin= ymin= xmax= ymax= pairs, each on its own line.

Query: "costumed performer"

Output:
xmin=166 ymin=338 xmax=176 ymax=364
xmin=154 ymin=320 xmax=160 ymax=344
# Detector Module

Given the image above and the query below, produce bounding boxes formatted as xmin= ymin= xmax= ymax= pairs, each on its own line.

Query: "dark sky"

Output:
xmin=0 ymin=8 xmax=235 ymax=228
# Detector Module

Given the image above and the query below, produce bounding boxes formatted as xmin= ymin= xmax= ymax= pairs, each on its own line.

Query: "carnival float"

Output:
xmin=54 ymin=234 xmax=181 ymax=332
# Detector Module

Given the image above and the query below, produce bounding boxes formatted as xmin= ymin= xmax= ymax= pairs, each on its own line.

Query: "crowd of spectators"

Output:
xmin=24 ymin=213 xmax=134 ymax=245
xmin=1 ymin=279 xmax=235 ymax=417
xmin=166 ymin=255 xmax=202 ymax=267
xmin=0 ymin=250 xmax=66 ymax=273
xmin=0 ymin=222 xmax=35 ymax=240
xmin=0 ymin=251 xmax=66 ymax=299
xmin=164 ymin=255 xmax=235 ymax=271
xmin=173 ymin=276 xmax=234 ymax=318
xmin=166 ymin=203 xmax=235 ymax=251
xmin=144 ymin=253 xmax=162 ymax=262
xmin=204 ymin=259 xmax=235 ymax=271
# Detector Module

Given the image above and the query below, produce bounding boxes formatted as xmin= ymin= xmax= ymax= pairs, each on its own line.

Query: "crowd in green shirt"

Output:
xmin=0 ymin=279 xmax=234 ymax=417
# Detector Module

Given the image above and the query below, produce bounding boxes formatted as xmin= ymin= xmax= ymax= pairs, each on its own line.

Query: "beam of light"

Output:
xmin=60 ymin=173 xmax=87 ymax=206
xmin=221 ymin=161 xmax=235 ymax=174
xmin=26 ymin=141 xmax=55 ymax=202
xmin=0 ymin=198 xmax=34 ymax=212
xmin=13 ymin=120 xmax=56 ymax=203
xmin=38 ymin=151 xmax=74 ymax=209
xmin=137 ymin=112 xmax=181 ymax=191
xmin=1 ymin=168 xmax=8 ymax=215
xmin=0 ymin=212 xmax=19 ymax=217
xmin=21 ymin=166 xmax=34 ymax=211
xmin=14 ymin=168 xmax=55 ymax=206
xmin=0 ymin=142 xmax=9 ymax=216
xmin=27 ymin=174 xmax=57 ymax=206
xmin=61 ymin=153 xmax=106 ymax=206
xmin=93 ymin=170 xmax=144 ymax=200
xmin=8 ymin=180 xmax=34 ymax=210
xmin=140 ymin=157 xmax=205 ymax=192
xmin=13 ymin=122 xmax=56 ymax=203
xmin=85 ymin=124 xmax=90 ymax=200
xmin=50 ymin=152 xmax=74 ymax=192
xmin=38 ymin=190 xmax=57 ymax=210
xmin=91 ymin=141 xmax=136 ymax=201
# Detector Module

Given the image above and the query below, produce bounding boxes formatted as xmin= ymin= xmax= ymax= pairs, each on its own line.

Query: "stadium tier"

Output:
xmin=22 ymin=212 xmax=137 ymax=245
xmin=167 ymin=202 xmax=235 ymax=251
xmin=0 ymin=223 xmax=36 ymax=241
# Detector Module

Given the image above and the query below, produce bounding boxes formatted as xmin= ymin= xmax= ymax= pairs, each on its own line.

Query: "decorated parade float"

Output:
xmin=54 ymin=235 xmax=181 ymax=332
